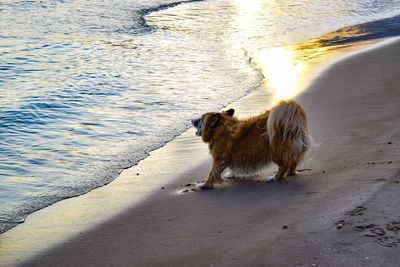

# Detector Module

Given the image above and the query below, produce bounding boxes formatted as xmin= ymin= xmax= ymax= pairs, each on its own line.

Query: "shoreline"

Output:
xmin=1 ymin=37 xmax=400 ymax=266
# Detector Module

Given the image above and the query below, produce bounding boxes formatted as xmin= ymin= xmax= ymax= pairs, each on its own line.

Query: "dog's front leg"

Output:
xmin=201 ymin=160 xmax=225 ymax=190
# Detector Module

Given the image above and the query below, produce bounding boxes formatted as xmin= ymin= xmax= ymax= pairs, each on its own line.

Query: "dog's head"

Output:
xmin=191 ymin=108 xmax=235 ymax=142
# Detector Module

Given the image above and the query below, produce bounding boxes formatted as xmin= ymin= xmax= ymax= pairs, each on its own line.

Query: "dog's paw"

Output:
xmin=266 ymin=175 xmax=277 ymax=182
xmin=197 ymin=183 xmax=214 ymax=190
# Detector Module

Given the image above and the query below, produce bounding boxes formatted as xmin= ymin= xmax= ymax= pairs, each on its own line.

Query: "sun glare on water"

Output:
xmin=253 ymin=47 xmax=303 ymax=103
xmin=233 ymin=0 xmax=306 ymax=103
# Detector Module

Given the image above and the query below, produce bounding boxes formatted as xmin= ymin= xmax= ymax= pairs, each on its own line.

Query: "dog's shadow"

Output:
xmin=178 ymin=169 xmax=312 ymax=194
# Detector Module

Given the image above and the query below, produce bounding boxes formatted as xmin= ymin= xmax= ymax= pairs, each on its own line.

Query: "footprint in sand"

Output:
xmin=352 ymin=220 xmax=400 ymax=248
xmin=345 ymin=206 xmax=367 ymax=216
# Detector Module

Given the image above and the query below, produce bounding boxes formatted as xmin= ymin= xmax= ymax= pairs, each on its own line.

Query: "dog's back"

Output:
xmin=219 ymin=112 xmax=272 ymax=175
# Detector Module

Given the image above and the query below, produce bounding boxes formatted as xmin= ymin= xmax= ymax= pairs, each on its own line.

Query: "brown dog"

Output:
xmin=192 ymin=99 xmax=310 ymax=189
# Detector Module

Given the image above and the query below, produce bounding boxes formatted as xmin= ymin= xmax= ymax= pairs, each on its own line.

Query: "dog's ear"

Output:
xmin=224 ymin=108 xmax=235 ymax=117
xmin=210 ymin=113 xmax=221 ymax=128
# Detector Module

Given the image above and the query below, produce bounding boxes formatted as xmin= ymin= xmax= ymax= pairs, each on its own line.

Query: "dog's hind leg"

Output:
xmin=275 ymin=166 xmax=288 ymax=180
xmin=267 ymin=165 xmax=287 ymax=181
xmin=271 ymin=152 xmax=288 ymax=180
xmin=287 ymin=146 xmax=307 ymax=176
xmin=287 ymin=164 xmax=298 ymax=176
xmin=201 ymin=161 xmax=225 ymax=190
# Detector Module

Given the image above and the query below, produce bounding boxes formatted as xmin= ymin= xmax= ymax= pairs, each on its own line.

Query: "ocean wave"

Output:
xmin=126 ymin=0 xmax=206 ymax=34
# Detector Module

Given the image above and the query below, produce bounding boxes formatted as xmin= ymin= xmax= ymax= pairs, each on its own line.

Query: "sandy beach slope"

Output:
xmin=2 ymin=38 xmax=400 ymax=267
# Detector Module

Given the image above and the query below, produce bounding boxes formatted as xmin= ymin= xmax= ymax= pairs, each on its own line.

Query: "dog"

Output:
xmin=191 ymin=99 xmax=310 ymax=189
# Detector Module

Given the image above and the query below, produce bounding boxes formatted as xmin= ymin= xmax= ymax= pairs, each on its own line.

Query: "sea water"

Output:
xmin=1 ymin=0 xmax=399 ymax=233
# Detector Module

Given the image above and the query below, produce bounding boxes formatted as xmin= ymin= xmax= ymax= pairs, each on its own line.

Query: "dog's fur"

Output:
xmin=191 ymin=99 xmax=310 ymax=189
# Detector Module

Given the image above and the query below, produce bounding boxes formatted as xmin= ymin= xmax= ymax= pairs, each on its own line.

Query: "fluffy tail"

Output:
xmin=267 ymin=99 xmax=310 ymax=158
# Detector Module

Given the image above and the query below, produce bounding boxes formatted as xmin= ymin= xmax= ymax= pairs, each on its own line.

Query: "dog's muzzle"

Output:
xmin=191 ymin=118 xmax=203 ymax=136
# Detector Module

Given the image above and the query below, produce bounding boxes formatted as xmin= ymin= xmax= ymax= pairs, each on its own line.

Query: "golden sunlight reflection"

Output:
xmin=233 ymin=0 xmax=262 ymax=41
xmin=253 ymin=47 xmax=303 ymax=103
xmin=232 ymin=0 xmax=306 ymax=103
xmin=232 ymin=0 xmax=366 ymax=104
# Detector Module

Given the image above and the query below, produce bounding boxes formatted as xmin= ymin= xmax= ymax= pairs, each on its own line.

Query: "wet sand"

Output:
xmin=1 ymin=38 xmax=400 ymax=266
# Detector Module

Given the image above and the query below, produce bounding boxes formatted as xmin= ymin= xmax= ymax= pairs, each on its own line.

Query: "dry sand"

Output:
xmin=1 ymin=38 xmax=400 ymax=267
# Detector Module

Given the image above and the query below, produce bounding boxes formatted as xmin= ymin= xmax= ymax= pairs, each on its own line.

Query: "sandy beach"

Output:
xmin=1 ymin=38 xmax=399 ymax=266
